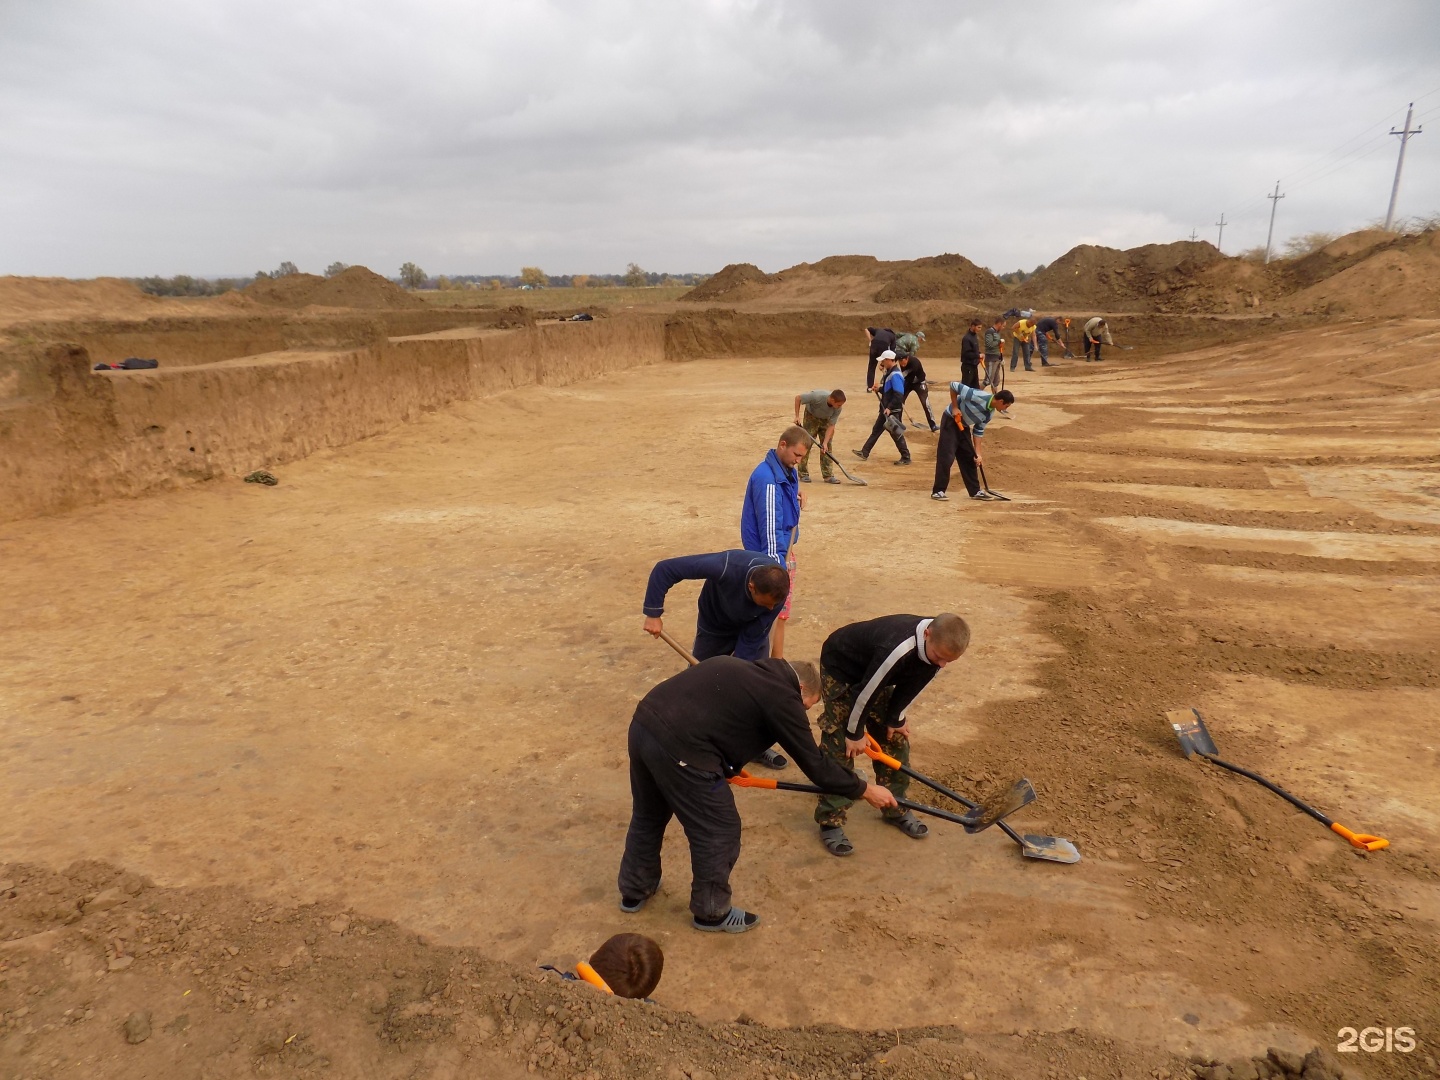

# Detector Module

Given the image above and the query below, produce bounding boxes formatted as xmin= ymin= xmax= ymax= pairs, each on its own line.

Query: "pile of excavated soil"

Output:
xmin=1014 ymin=240 xmax=1239 ymax=314
xmin=681 ymin=255 xmax=1006 ymax=306
xmin=242 ymin=266 xmax=423 ymax=310
xmin=679 ymin=263 xmax=773 ymax=301
xmin=4 ymin=858 xmax=1348 ymax=1080
xmin=1280 ymin=229 xmax=1440 ymax=317
xmin=0 ymin=277 xmax=173 ymax=330
xmin=874 ymin=253 xmax=1008 ymax=303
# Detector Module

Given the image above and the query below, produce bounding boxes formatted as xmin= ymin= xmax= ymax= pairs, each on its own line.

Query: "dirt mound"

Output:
xmin=0 ymin=276 xmax=169 ymax=330
xmin=1283 ymin=228 xmax=1440 ymax=316
xmin=875 ymin=253 xmax=1008 ymax=302
xmin=679 ymin=263 xmax=773 ymax=301
xmin=1015 ymin=240 xmax=1233 ymax=313
xmin=242 ymin=266 xmax=422 ymax=310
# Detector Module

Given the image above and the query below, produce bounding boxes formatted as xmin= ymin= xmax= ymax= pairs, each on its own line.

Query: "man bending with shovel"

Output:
xmin=618 ymin=657 xmax=897 ymax=932
xmin=642 ymin=551 xmax=791 ymax=663
xmin=814 ymin=613 xmax=971 ymax=855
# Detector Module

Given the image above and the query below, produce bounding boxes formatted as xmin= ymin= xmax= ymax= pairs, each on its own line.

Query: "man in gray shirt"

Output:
xmin=793 ymin=389 xmax=846 ymax=484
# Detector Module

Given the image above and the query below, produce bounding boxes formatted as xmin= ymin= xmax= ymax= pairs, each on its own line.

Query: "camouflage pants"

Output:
xmin=813 ymin=672 xmax=911 ymax=827
xmin=797 ymin=411 xmax=834 ymax=480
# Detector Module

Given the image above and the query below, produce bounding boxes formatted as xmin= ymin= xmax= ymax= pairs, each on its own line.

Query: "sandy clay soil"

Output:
xmin=2 ymin=316 xmax=1439 ymax=1080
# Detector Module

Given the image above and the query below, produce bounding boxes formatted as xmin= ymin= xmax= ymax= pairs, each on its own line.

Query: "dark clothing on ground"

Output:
xmin=619 ymin=657 xmax=868 ymax=918
xmin=866 ymin=327 xmax=897 ymax=387
xmin=860 ymin=370 xmax=910 ymax=460
xmin=642 ymin=550 xmax=785 ymax=662
xmin=932 ymin=411 xmax=980 ymax=497
xmin=819 ymin=615 xmax=942 ymax=736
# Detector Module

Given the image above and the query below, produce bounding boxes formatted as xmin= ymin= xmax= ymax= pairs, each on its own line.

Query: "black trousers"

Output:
xmin=903 ymin=383 xmax=937 ymax=426
xmin=1085 ymin=338 xmax=1104 ymax=361
xmin=860 ymin=406 xmax=910 ymax=460
xmin=618 ymin=718 xmax=741 ymax=920
xmin=932 ymin=412 xmax=980 ymax=496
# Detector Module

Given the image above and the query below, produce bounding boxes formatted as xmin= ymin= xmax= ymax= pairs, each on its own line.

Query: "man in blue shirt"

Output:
xmin=740 ymin=426 xmax=807 ymax=658
xmin=931 ymin=385 xmax=1014 ymax=500
xmin=853 ymin=352 xmax=912 ymax=465
xmin=642 ymin=550 xmax=791 ymax=662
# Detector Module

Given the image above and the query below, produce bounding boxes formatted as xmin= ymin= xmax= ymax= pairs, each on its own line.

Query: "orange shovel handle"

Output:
xmin=863 ymin=733 xmax=903 ymax=771
xmin=1330 ymin=822 xmax=1389 ymax=852
xmin=727 ymin=770 xmax=778 ymax=790
xmin=575 ymin=961 xmax=614 ymax=994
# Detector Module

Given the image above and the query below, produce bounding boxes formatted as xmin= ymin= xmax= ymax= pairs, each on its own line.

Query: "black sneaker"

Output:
xmin=894 ymin=458 xmax=912 ymax=466
xmin=852 ymin=450 xmax=868 ymax=460
xmin=971 ymin=491 xmax=995 ymax=500
xmin=931 ymin=491 xmax=948 ymax=501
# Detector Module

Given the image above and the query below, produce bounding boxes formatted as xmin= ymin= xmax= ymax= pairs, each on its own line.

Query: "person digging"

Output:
xmin=932 ymin=384 xmax=1013 ymax=502
xmin=794 ymin=389 xmax=846 ymax=484
xmin=618 ymin=656 xmax=897 ymax=931
xmin=1083 ymin=316 xmax=1113 ymax=361
xmin=853 ymin=351 xmax=911 ymax=465
xmin=898 ymin=352 xmax=939 ymax=431
xmin=814 ymin=613 xmax=971 ymax=855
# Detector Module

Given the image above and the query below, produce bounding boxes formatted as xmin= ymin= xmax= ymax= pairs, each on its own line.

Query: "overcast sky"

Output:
xmin=2 ymin=0 xmax=1438 ymax=279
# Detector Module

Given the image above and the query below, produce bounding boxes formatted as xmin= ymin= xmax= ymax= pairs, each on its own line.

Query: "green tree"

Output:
xmin=436 ymin=275 xmax=452 ymax=290
xmin=324 ymin=262 xmax=349 ymax=277
xmin=275 ymin=261 xmax=299 ymax=277
xmin=520 ymin=266 xmax=548 ymax=288
xmin=624 ymin=262 xmax=646 ymax=287
xmin=399 ymin=262 xmax=426 ymax=289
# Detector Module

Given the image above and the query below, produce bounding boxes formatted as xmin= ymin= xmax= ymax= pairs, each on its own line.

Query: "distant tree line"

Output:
xmin=989 ymin=264 xmax=1047 ymax=285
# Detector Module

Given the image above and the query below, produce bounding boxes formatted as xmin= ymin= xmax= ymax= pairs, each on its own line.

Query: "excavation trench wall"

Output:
xmin=0 ymin=316 xmax=665 ymax=523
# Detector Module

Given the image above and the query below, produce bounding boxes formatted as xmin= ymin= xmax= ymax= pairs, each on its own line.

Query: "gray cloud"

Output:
xmin=1 ymin=0 xmax=1437 ymax=277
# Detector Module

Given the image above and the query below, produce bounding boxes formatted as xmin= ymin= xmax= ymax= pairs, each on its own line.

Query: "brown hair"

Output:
xmin=829 ymin=389 xmax=846 ymax=403
xmin=749 ymin=564 xmax=791 ymax=601
xmin=779 ymin=425 xmax=808 ymax=447
xmin=588 ymin=933 xmax=664 ymax=999
xmin=928 ymin=613 xmax=971 ymax=656
xmin=789 ymin=659 xmax=821 ymax=698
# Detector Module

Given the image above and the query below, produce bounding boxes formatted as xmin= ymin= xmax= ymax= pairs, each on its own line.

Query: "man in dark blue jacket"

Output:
xmin=854 ymin=352 xmax=912 ymax=465
xmin=865 ymin=326 xmax=898 ymax=389
xmin=642 ymin=550 xmax=791 ymax=662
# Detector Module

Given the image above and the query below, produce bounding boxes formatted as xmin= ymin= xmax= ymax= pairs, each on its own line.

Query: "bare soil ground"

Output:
xmin=3 ymin=317 xmax=1438 ymax=1080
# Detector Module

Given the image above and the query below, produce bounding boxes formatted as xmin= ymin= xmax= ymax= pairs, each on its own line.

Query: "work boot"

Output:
xmin=852 ymin=450 xmax=868 ymax=460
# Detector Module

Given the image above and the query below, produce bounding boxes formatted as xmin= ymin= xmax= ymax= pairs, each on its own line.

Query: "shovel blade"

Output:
xmin=961 ymin=778 xmax=1036 ymax=833
xmin=1167 ymin=708 xmax=1219 ymax=759
xmin=1018 ymin=834 xmax=1082 ymax=864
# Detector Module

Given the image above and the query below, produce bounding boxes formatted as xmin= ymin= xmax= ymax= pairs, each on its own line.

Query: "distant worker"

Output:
xmin=865 ymin=326 xmax=898 ymax=389
xmin=643 ymin=550 xmax=790 ymax=662
xmin=1033 ymin=315 xmax=1065 ymax=366
xmin=740 ymin=427 xmax=806 ymax=664
xmin=618 ymin=656 xmax=898 ymax=930
xmin=853 ymin=352 xmax=911 ymax=466
xmin=1036 ymin=315 xmax=1071 ymax=361
xmin=982 ymin=316 xmax=1005 ymax=390
xmin=897 ymin=352 xmax=938 ymax=431
xmin=959 ymin=318 xmax=983 ymax=389
xmin=931 ymin=384 xmax=1014 ymax=501
xmin=1083 ymin=317 xmax=1113 ymax=362
xmin=1010 ymin=315 xmax=1036 ymax=372
xmin=895 ymin=329 xmax=926 ymax=361
xmin=793 ymin=389 xmax=846 ymax=485
xmin=813 ymin=613 xmax=972 ymax=856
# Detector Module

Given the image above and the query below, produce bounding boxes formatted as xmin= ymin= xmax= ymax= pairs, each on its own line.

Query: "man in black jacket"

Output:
xmin=959 ymin=319 xmax=983 ymax=388
xmin=619 ymin=657 xmax=897 ymax=932
xmin=864 ymin=326 xmax=898 ymax=390
xmin=897 ymin=353 xmax=938 ymax=431
xmin=854 ymin=352 xmax=911 ymax=464
xmin=813 ymin=613 xmax=971 ymax=855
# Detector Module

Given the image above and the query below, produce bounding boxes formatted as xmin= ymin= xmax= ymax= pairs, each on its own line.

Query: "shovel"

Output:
xmin=728 ymin=770 xmax=1034 ymax=833
xmin=863 ymin=735 xmax=1079 ymax=863
xmin=795 ymin=427 xmax=867 ymax=486
xmin=1167 ymin=709 xmax=1388 ymax=852
xmin=977 ymin=461 xmax=1011 ymax=502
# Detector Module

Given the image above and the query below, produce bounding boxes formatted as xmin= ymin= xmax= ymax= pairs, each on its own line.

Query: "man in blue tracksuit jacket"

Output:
xmin=642 ymin=550 xmax=791 ymax=661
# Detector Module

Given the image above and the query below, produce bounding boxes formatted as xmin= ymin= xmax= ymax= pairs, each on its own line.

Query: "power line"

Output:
xmin=1384 ymin=103 xmax=1423 ymax=230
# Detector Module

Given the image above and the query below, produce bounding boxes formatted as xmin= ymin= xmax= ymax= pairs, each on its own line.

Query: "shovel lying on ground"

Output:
xmin=1167 ymin=708 xmax=1389 ymax=852
xmin=863 ymin=736 xmax=1080 ymax=863
xmin=795 ymin=427 xmax=867 ymax=486
xmin=977 ymin=462 xmax=1011 ymax=502
xmin=729 ymin=770 xmax=1034 ymax=833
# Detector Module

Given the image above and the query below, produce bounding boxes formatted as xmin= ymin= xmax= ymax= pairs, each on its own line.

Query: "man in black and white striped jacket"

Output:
xmin=812 ymin=613 xmax=971 ymax=856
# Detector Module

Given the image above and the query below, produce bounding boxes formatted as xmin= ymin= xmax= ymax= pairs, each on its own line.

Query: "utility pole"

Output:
xmin=1264 ymin=182 xmax=1285 ymax=264
xmin=1189 ymin=229 xmax=1199 ymax=242
xmin=1384 ymin=102 xmax=1422 ymax=231
xmin=1215 ymin=213 xmax=1227 ymax=253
